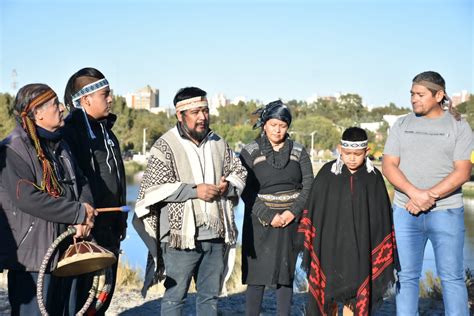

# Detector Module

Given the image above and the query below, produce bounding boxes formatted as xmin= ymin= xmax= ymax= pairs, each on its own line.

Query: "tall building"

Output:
xmin=125 ymin=85 xmax=159 ymax=111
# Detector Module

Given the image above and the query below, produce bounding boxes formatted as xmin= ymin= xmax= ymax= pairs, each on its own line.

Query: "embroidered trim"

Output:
xmin=71 ymin=78 xmax=109 ymax=139
xmin=258 ymin=192 xmax=300 ymax=202
xmin=71 ymin=79 xmax=109 ymax=104
xmin=297 ymin=210 xmax=326 ymax=313
xmin=355 ymin=230 xmax=395 ymax=315
xmin=340 ymin=140 xmax=368 ymax=148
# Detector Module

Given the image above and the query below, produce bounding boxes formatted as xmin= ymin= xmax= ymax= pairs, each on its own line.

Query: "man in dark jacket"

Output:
xmin=62 ymin=68 xmax=126 ymax=314
xmin=0 ymin=83 xmax=95 ymax=315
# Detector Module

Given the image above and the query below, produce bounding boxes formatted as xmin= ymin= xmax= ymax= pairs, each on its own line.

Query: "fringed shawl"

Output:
xmin=133 ymin=126 xmax=247 ymax=296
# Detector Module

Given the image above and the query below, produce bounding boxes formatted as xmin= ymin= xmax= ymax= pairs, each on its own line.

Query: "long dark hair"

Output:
xmin=14 ymin=84 xmax=63 ymax=197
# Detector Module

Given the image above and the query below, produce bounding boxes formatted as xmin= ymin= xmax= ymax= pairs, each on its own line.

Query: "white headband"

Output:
xmin=72 ymin=78 xmax=109 ymax=107
xmin=340 ymin=140 xmax=368 ymax=149
xmin=71 ymin=78 xmax=110 ymax=139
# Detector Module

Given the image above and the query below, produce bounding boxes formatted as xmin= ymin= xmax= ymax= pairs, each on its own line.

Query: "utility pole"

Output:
xmin=142 ymin=128 xmax=147 ymax=155
xmin=310 ymin=130 xmax=317 ymax=162
xmin=11 ymin=69 xmax=18 ymax=92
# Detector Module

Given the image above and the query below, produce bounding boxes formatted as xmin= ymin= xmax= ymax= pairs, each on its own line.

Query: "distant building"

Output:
xmin=208 ymin=93 xmax=228 ymax=116
xmin=360 ymin=122 xmax=384 ymax=142
xmin=150 ymin=107 xmax=175 ymax=118
xmin=451 ymin=90 xmax=470 ymax=107
xmin=230 ymin=96 xmax=247 ymax=105
xmin=306 ymin=94 xmax=319 ymax=104
xmin=383 ymin=114 xmax=407 ymax=129
xmin=361 ymin=122 xmax=383 ymax=133
xmin=125 ymin=85 xmax=159 ymax=111
xmin=321 ymin=95 xmax=337 ymax=102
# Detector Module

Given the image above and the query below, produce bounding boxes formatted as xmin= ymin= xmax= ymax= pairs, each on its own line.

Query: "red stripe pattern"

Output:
xmin=299 ymin=210 xmax=395 ymax=316
xmin=355 ymin=231 xmax=395 ymax=315
xmin=298 ymin=210 xmax=327 ymax=314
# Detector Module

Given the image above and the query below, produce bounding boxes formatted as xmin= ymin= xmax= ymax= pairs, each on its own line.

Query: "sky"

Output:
xmin=0 ymin=0 xmax=472 ymax=109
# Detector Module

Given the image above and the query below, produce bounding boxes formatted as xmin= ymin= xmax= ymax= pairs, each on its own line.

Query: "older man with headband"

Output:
xmin=383 ymin=71 xmax=473 ymax=315
xmin=133 ymin=86 xmax=247 ymax=315
xmin=0 ymin=84 xmax=95 ymax=315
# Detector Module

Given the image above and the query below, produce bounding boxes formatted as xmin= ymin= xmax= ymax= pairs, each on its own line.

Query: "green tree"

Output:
xmin=111 ymin=96 xmax=175 ymax=152
xmin=291 ymin=115 xmax=340 ymax=151
xmin=0 ymin=93 xmax=15 ymax=138
xmin=457 ymin=95 xmax=474 ymax=128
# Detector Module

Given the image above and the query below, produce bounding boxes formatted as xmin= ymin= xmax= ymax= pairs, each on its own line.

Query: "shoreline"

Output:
xmin=0 ymin=273 xmax=450 ymax=315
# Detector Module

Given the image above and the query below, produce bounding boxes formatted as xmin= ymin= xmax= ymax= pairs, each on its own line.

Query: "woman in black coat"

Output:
xmin=240 ymin=100 xmax=313 ymax=316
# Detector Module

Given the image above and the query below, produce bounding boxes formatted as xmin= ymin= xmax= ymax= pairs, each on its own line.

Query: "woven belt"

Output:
xmin=258 ymin=191 xmax=300 ymax=210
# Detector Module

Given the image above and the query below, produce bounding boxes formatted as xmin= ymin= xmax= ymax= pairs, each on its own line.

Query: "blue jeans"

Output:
xmin=161 ymin=240 xmax=224 ymax=316
xmin=393 ymin=205 xmax=468 ymax=315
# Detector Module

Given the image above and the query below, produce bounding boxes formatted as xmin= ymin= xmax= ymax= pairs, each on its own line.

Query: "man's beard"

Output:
xmin=182 ymin=122 xmax=209 ymax=142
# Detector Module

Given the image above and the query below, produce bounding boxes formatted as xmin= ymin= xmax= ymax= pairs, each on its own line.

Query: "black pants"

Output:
xmin=75 ymin=260 xmax=119 ymax=315
xmin=78 ymin=222 xmax=121 ymax=315
xmin=245 ymin=284 xmax=293 ymax=316
xmin=8 ymin=270 xmax=76 ymax=316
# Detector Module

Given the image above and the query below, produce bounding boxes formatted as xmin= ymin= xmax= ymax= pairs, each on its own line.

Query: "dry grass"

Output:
xmin=224 ymin=246 xmax=247 ymax=294
xmin=115 ymin=246 xmax=247 ymax=295
xmin=116 ymin=259 xmax=143 ymax=289
xmin=419 ymin=270 xmax=442 ymax=300
xmin=419 ymin=268 xmax=474 ymax=312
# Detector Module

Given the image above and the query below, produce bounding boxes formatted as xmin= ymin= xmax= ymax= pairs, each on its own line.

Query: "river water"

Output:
xmin=122 ymin=184 xmax=474 ymax=279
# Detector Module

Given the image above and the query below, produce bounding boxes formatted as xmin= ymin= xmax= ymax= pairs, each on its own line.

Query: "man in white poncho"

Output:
xmin=133 ymin=87 xmax=247 ymax=315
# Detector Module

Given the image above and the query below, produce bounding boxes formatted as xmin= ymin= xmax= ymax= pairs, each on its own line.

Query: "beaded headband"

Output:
xmin=72 ymin=78 xmax=109 ymax=106
xmin=71 ymin=78 xmax=109 ymax=139
xmin=340 ymin=140 xmax=368 ymax=149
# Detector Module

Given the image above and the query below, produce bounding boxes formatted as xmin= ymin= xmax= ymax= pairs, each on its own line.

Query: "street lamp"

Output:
xmin=142 ymin=128 xmax=147 ymax=155
xmin=310 ymin=131 xmax=317 ymax=162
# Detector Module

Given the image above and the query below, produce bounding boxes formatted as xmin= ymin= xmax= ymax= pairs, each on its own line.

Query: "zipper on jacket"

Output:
xmin=100 ymin=122 xmax=121 ymax=183
xmin=18 ymin=221 xmax=34 ymax=247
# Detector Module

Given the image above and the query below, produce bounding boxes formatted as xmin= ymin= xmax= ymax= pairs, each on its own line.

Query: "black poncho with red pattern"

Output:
xmin=298 ymin=161 xmax=398 ymax=315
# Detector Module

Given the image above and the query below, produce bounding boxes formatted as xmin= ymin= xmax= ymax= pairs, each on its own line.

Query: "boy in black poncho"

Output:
xmin=298 ymin=127 xmax=397 ymax=315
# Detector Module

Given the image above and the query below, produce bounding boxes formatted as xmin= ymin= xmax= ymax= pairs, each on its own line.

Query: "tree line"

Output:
xmin=0 ymin=93 xmax=472 ymax=157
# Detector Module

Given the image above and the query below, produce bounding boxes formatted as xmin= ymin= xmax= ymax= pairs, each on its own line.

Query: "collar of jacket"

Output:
xmin=65 ymin=109 xmax=117 ymax=131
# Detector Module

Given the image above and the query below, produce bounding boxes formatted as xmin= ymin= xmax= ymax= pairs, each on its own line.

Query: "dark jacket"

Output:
xmin=62 ymin=110 xmax=126 ymax=252
xmin=0 ymin=126 xmax=92 ymax=271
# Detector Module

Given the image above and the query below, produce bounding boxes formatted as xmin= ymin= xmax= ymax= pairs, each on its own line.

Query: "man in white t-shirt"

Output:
xmin=383 ymin=71 xmax=473 ymax=315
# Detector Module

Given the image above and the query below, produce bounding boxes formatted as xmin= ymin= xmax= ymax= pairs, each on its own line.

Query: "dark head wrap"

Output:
xmin=253 ymin=100 xmax=292 ymax=129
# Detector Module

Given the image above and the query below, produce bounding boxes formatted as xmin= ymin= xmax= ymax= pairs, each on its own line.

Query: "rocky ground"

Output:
xmin=0 ymin=272 xmax=447 ymax=316
xmin=104 ymin=288 xmax=446 ymax=316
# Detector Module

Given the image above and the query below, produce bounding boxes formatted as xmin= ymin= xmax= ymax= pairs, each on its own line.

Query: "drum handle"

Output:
xmin=37 ymin=226 xmax=99 ymax=316
xmin=97 ymin=206 xmax=131 ymax=213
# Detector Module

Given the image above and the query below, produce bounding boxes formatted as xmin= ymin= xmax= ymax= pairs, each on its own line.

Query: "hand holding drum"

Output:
xmin=74 ymin=203 xmax=98 ymax=238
